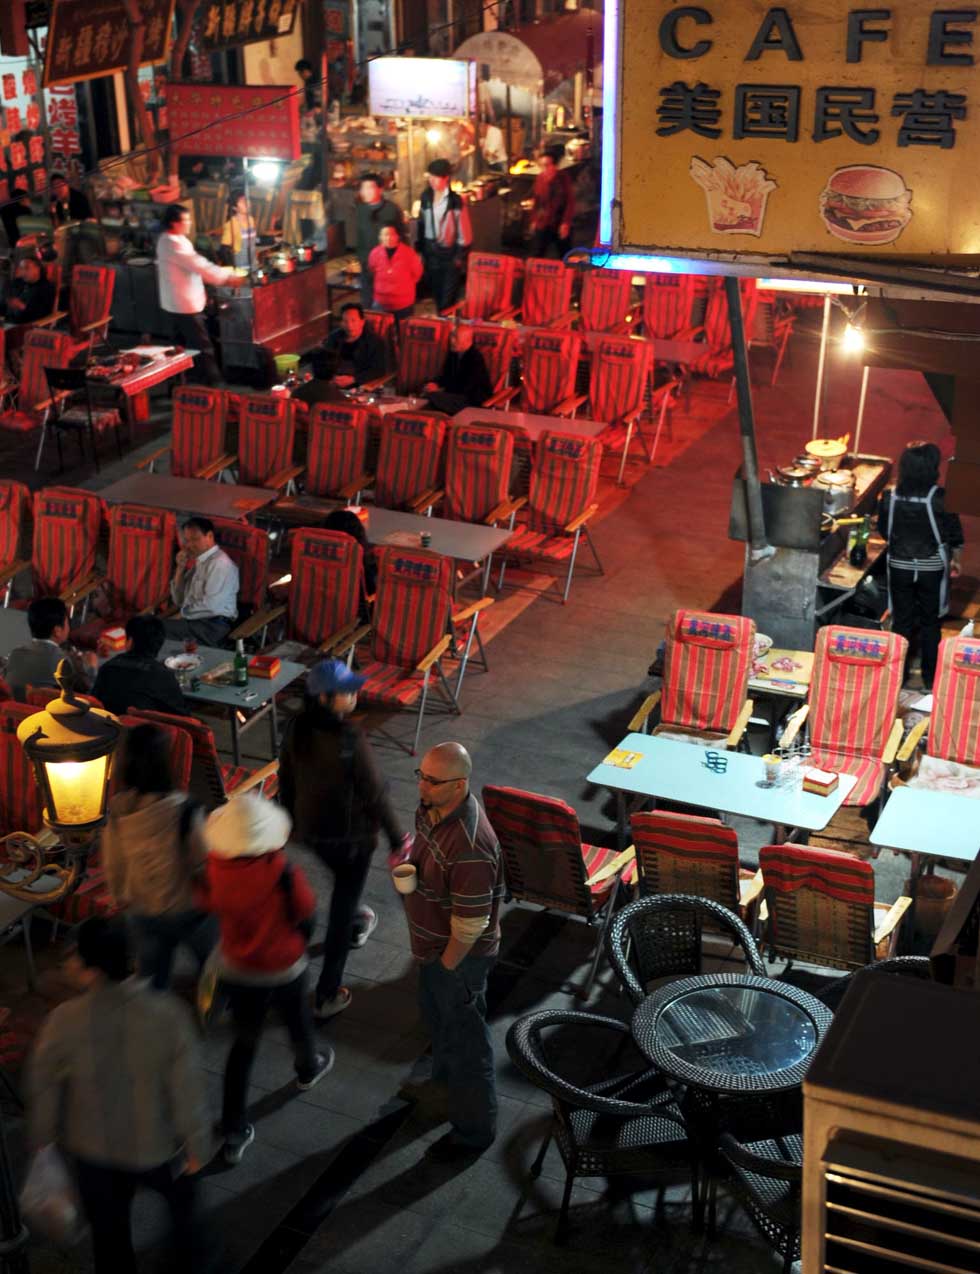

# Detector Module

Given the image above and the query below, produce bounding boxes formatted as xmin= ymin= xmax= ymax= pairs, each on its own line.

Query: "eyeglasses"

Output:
xmin=414 ymin=769 xmax=462 ymax=786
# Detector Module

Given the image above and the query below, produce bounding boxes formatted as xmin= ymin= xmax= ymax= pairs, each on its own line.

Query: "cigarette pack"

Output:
xmin=248 ymin=655 xmax=280 ymax=679
xmin=100 ymin=626 xmax=127 ymax=653
xmin=802 ymin=767 xmax=839 ymax=796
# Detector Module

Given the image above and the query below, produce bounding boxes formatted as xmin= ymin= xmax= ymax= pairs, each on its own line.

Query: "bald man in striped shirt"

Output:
xmin=400 ymin=741 xmax=503 ymax=1162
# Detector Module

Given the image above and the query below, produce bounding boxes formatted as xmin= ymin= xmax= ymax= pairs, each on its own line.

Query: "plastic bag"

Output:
xmin=19 ymin=1145 xmax=83 ymax=1247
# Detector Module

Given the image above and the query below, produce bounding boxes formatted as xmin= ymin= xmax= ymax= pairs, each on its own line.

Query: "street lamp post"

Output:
xmin=0 ymin=662 xmax=120 ymax=1273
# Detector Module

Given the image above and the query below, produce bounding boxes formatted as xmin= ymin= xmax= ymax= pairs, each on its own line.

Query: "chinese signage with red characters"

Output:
xmin=43 ymin=0 xmax=175 ymax=87
xmin=196 ymin=0 xmax=299 ymax=53
xmin=168 ymin=83 xmax=301 ymax=159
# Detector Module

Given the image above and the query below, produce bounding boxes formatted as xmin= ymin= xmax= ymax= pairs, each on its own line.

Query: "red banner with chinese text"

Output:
xmin=168 ymin=83 xmax=301 ymax=160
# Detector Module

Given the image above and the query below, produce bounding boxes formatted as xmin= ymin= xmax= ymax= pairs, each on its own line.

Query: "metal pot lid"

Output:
xmin=777 ymin=464 xmax=813 ymax=479
xmin=806 ymin=437 xmax=848 ymax=458
xmin=815 ymin=469 xmax=855 ymax=487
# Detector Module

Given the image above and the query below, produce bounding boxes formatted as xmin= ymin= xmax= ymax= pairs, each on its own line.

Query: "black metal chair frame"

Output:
xmin=43 ymin=365 xmax=125 ymax=473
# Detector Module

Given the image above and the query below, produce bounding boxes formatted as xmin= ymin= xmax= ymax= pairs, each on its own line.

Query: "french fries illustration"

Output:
xmin=690 ymin=156 xmax=777 ymax=236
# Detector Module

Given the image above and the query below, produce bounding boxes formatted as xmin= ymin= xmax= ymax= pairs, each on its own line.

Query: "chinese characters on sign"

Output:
xmin=197 ymin=0 xmax=299 ymax=52
xmin=168 ymin=83 xmax=301 ymax=160
xmin=43 ymin=0 xmax=175 ymax=87
xmin=614 ymin=3 xmax=980 ymax=261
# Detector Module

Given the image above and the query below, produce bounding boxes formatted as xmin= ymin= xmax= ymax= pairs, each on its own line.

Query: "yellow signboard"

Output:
xmin=614 ymin=2 xmax=980 ymax=263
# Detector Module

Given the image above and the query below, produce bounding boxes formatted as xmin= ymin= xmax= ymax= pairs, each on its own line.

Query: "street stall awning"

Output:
xmin=454 ymin=11 xmax=602 ymax=97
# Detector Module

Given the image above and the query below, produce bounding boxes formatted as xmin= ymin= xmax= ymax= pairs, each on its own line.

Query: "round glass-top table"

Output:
xmin=632 ymin=973 xmax=833 ymax=1094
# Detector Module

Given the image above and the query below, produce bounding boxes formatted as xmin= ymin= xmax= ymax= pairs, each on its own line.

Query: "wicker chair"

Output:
xmin=815 ymin=953 xmax=932 ymax=1012
xmin=505 ymin=1009 xmax=694 ymax=1243
xmin=606 ymin=894 xmax=766 ymax=1004
xmin=715 ymin=1127 xmax=802 ymax=1274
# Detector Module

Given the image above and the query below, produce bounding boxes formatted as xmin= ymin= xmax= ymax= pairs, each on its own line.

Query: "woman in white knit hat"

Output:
xmin=197 ymin=792 xmax=333 ymax=1165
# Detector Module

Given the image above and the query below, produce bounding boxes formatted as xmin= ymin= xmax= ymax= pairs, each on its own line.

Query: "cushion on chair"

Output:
xmin=58 ymin=407 xmax=122 ymax=431
xmin=356 ymin=659 xmax=426 ymax=706
xmin=504 ymin=527 xmax=577 ymax=561
xmin=0 ymin=411 xmax=40 ymax=433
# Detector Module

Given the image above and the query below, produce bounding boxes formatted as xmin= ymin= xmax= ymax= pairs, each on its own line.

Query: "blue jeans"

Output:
xmin=131 ymin=910 xmax=218 ymax=991
xmin=418 ymin=953 xmax=497 ymax=1148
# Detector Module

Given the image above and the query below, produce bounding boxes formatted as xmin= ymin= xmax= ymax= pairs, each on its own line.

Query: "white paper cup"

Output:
xmin=392 ymin=864 xmax=417 ymax=894
xmin=763 ymin=754 xmax=782 ymax=784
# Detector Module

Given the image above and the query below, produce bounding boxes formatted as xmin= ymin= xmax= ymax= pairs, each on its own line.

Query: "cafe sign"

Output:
xmin=607 ymin=1 xmax=980 ymax=263
xmin=44 ymin=0 xmax=175 ymax=86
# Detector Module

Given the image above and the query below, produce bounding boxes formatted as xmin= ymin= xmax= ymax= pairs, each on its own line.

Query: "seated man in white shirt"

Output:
xmin=164 ymin=517 xmax=240 ymax=647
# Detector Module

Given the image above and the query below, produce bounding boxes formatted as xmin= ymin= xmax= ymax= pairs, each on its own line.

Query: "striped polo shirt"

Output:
xmin=403 ymin=793 xmax=503 ymax=962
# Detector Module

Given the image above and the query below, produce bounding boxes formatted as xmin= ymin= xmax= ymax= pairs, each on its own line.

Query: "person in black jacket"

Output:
xmin=93 ymin=615 xmax=188 ymax=717
xmin=423 ymin=322 xmax=493 ymax=414
xmin=312 ymin=303 xmax=386 ymax=386
xmin=416 ymin=158 xmax=472 ymax=312
xmin=2 ymin=254 xmax=55 ymax=324
xmin=278 ymin=659 xmax=409 ymax=1020
xmin=877 ymin=440 xmax=964 ymax=690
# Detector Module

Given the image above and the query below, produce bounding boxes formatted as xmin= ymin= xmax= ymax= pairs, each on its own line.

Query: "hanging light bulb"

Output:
xmin=842 ymin=322 xmax=865 ymax=354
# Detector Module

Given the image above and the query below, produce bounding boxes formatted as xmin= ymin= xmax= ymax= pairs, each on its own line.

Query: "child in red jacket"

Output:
xmin=198 ymin=792 xmax=332 ymax=1165
xmin=368 ymin=225 xmax=423 ymax=321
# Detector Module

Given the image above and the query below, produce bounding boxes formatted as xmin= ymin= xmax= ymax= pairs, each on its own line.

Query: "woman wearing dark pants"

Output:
xmin=278 ymin=658 xmax=408 ymax=1021
xmin=878 ymin=441 xmax=964 ymax=690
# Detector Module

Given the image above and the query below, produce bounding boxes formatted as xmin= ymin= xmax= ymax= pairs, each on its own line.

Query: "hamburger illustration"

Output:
xmin=819 ymin=165 xmax=912 ymax=245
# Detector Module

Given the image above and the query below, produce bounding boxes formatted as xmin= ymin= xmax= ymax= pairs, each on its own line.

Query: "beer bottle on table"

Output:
xmin=234 ymin=639 xmax=249 ymax=687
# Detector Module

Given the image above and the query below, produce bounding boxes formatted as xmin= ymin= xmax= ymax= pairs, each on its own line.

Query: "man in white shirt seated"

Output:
xmin=164 ymin=517 xmax=240 ymax=647
xmin=156 ymin=204 xmax=243 ymax=386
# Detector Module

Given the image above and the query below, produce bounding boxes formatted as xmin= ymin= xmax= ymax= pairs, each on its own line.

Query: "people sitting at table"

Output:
xmin=49 ymin=172 xmax=93 ymax=225
xmin=5 ymin=597 xmax=97 ymax=702
xmin=423 ymin=322 xmax=493 ymax=415
xmin=219 ymin=192 xmax=257 ymax=270
xmin=0 ymin=253 xmax=55 ymax=324
xmin=93 ymin=614 xmax=188 ymax=717
xmin=367 ymin=224 xmax=423 ymax=322
xmin=312 ymin=302 xmax=386 ymax=388
xmin=164 ymin=517 xmax=240 ymax=647
xmin=0 ymin=187 xmax=32 ymax=250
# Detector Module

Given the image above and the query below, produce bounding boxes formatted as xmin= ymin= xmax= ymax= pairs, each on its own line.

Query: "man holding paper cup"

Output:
xmin=391 ymin=741 xmax=503 ymax=1163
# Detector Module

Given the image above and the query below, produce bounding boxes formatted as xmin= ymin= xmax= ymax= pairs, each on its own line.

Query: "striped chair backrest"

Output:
xmin=371 ymin=546 xmax=451 ymax=669
xmin=126 ymin=706 xmax=227 ymax=807
xmin=589 ymin=336 xmax=651 ymax=424
xmin=364 ymin=309 xmax=397 ymax=373
xmin=24 ymin=689 xmax=103 ymax=709
xmin=105 ymin=503 xmax=176 ymax=614
xmin=482 ymin=784 xmax=594 ymax=918
xmin=396 ymin=317 xmax=451 ymax=394
xmin=460 ymin=253 xmax=521 ymax=319
xmin=171 ymin=387 xmax=228 ymax=479
xmin=579 ymin=270 xmax=632 ymax=333
xmin=21 ymin=330 xmax=72 ymax=412
xmin=0 ymin=705 xmax=43 ymax=835
xmin=108 ymin=715 xmax=192 ymax=798
xmin=237 ymin=393 xmax=295 ymax=487
xmin=642 ymin=275 xmax=696 ymax=338
xmin=445 ymin=423 xmax=514 ymax=523
xmin=70 ymin=265 xmax=115 ymax=333
xmin=211 ymin=517 xmax=267 ymax=613
xmin=305 ymin=402 xmax=370 ymax=498
xmin=631 ymin=810 xmax=740 ymax=909
xmin=661 ymin=609 xmax=755 ymax=734
xmin=528 ymin=431 xmax=602 ymax=535
xmin=0 ymin=481 xmax=29 ymax=568
xmin=287 ymin=528 xmax=363 ymax=648
xmin=470 ymin=322 xmax=516 ymax=395
xmin=930 ymin=636 xmax=980 ymax=767
xmin=760 ymin=843 xmax=875 ymax=969
xmin=522 ymin=258 xmax=574 ymax=327
xmin=374 ymin=412 xmax=446 ymax=511
xmin=702 ymin=279 xmax=759 ymax=351
xmin=32 ymin=486 xmax=103 ymax=597
xmin=522 ymin=328 xmax=582 ymax=414
xmin=810 ymin=625 xmax=906 ymax=758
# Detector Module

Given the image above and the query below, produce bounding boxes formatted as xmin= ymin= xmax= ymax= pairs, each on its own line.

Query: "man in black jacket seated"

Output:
xmin=423 ymin=323 xmax=493 ymax=415
xmin=93 ymin=615 xmax=188 ymax=717
xmin=312 ymin=302 xmax=386 ymax=387
xmin=2 ymin=254 xmax=55 ymax=324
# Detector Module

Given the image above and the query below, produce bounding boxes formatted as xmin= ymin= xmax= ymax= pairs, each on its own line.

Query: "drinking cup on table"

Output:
xmin=392 ymin=864 xmax=417 ymax=894
xmin=420 ymin=531 xmax=432 ymax=549
xmin=763 ymin=753 xmax=781 ymax=784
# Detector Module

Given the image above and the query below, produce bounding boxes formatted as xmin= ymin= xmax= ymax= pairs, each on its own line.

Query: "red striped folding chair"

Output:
xmin=233 ymin=527 xmax=366 ymax=656
xmin=630 ymin=811 xmax=763 ymax=923
xmin=373 ymin=412 xmax=446 ymax=512
xmin=577 ymin=270 xmax=632 ymax=334
xmin=779 ymin=625 xmax=906 ymax=808
xmin=758 ymin=843 xmax=910 ymax=970
xmin=236 ymin=393 xmax=303 ymax=493
xmin=126 ymin=707 xmax=278 ymax=809
xmin=440 ymin=422 xmax=515 ymax=591
xmin=273 ymin=400 xmax=372 ymax=526
xmin=641 ymin=275 xmax=697 ymax=338
xmin=689 ymin=280 xmax=759 ymax=380
xmin=0 ymin=330 xmax=73 ymax=470
xmin=470 ymin=323 xmax=516 ymax=399
xmin=24 ymin=688 xmax=104 ymax=710
xmin=633 ymin=609 xmax=755 ymax=748
xmin=750 ymin=292 xmax=796 ymax=387
xmin=0 ymin=706 xmax=43 ymax=838
xmin=199 ymin=516 xmax=271 ymax=642
xmin=0 ymin=482 xmax=30 ymax=606
xmin=138 ymin=386 xmax=233 ymax=479
xmin=896 ymin=635 xmax=980 ymax=790
xmin=364 ymin=309 xmax=397 ymax=373
xmin=482 ymin=784 xmax=638 ymax=995
xmin=505 ymin=257 xmax=574 ymax=327
xmin=446 ymin=253 xmax=522 ymax=320
xmin=518 ymin=328 xmax=583 ymax=415
xmin=496 ymin=431 xmax=603 ymax=604
xmin=580 ymin=335 xmax=660 ymax=484
xmin=53 ymin=265 xmax=115 ymax=356
xmin=394 ymin=317 xmax=452 ymax=395
xmin=31 ymin=486 xmax=104 ymax=605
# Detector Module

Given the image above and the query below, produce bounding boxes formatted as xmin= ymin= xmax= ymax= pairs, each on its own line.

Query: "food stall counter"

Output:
xmin=216 ymin=261 xmax=329 ymax=370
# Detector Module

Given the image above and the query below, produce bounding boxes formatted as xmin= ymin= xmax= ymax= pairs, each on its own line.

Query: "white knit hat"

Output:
xmin=204 ymin=792 xmax=292 ymax=859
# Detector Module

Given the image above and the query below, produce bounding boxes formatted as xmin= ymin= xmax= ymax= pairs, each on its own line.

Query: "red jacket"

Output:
xmin=196 ymin=850 xmax=315 ymax=974
xmin=368 ymin=242 xmax=423 ymax=313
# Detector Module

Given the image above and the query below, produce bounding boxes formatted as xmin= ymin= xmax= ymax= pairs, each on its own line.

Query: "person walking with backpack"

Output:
xmin=278 ymin=659 xmax=409 ymax=1022
xmin=101 ymin=724 xmax=216 ymax=991
xmin=197 ymin=792 xmax=333 ymax=1165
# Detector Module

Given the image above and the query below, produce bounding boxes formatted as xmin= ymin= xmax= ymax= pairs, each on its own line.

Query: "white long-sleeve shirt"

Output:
xmin=170 ymin=545 xmax=239 ymax=620
xmin=156 ymin=230 xmax=233 ymax=314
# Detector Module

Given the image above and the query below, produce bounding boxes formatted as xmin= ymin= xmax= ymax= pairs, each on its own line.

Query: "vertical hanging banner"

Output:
xmin=43 ymin=0 xmax=175 ymax=86
xmin=606 ymin=1 xmax=980 ymax=265
xmin=168 ymin=83 xmax=301 ymax=159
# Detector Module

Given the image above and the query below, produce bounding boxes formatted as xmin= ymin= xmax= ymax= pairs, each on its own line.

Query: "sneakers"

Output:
xmin=296 ymin=1048 xmax=335 ymax=1091
xmin=223 ymin=1124 xmax=255 ymax=1165
xmin=313 ymin=987 xmax=352 ymax=1021
xmin=350 ymin=906 xmax=378 ymax=949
